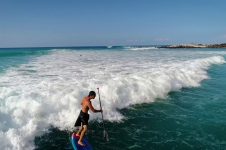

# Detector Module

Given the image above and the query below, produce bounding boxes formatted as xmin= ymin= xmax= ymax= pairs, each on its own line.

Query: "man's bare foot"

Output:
xmin=78 ymin=141 xmax=85 ymax=146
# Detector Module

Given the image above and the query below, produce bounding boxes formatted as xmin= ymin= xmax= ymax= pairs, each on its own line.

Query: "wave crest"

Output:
xmin=124 ymin=46 xmax=159 ymax=51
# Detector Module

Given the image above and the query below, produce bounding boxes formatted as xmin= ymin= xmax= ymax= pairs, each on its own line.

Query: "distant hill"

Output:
xmin=161 ymin=43 xmax=226 ymax=48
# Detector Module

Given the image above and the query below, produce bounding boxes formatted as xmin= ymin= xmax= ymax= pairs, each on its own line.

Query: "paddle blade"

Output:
xmin=103 ymin=130 xmax=109 ymax=142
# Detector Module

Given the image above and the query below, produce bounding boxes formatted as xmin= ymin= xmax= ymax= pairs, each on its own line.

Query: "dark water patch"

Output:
xmin=34 ymin=127 xmax=72 ymax=150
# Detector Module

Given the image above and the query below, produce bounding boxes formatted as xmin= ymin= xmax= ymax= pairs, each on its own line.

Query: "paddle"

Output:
xmin=97 ymin=88 xmax=109 ymax=142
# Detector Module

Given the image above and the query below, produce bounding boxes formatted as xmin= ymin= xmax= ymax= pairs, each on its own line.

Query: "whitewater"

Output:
xmin=0 ymin=47 xmax=226 ymax=150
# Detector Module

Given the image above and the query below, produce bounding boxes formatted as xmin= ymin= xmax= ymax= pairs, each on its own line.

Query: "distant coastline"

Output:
xmin=161 ymin=43 xmax=226 ymax=48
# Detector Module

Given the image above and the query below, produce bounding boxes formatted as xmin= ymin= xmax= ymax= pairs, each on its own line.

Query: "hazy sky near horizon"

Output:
xmin=0 ymin=0 xmax=226 ymax=47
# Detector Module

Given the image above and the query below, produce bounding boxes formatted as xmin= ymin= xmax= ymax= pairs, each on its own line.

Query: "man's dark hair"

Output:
xmin=88 ymin=91 xmax=96 ymax=97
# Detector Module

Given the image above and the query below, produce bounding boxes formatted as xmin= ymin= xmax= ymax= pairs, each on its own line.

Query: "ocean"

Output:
xmin=0 ymin=46 xmax=226 ymax=150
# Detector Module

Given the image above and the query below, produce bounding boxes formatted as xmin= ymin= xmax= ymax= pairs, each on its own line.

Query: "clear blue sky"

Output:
xmin=0 ymin=0 xmax=226 ymax=47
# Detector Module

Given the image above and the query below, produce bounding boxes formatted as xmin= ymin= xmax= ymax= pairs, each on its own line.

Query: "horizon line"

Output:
xmin=0 ymin=42 xmax=225 ymax=49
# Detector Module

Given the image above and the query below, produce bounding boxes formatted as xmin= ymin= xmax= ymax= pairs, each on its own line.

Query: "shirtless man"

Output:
xmin=74 ymin=91 xmax=102 ymax=146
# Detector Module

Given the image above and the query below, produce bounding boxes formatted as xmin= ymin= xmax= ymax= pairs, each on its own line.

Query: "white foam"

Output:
xmin=125 ymin=46 xmax=159 ymax=51
xmin=0 ymin=49 xmax=225 ymax=149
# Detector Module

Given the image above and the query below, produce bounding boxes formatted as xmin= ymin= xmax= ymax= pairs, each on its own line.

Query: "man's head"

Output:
xmin=88 ymin=91 xmax=96 ymax=99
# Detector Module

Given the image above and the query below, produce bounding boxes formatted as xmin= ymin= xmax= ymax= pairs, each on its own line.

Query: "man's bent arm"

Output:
xmin=87 ymin=102 xmax=101 ymax=113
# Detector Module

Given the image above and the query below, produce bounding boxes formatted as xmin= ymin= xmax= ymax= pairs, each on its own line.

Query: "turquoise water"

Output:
xmin=0 ymin=48 xmax=49 ymax=73
xmin=0 ymin=47 xmax=226 ymax=150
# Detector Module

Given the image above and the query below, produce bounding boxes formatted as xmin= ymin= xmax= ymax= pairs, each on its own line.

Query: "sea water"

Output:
xmin=0 ymin=46 xmax=226 ymax=150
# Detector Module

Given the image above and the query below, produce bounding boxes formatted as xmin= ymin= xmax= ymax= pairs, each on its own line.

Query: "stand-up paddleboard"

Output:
xmin=71 ymin=132 xmax=93 ymax=150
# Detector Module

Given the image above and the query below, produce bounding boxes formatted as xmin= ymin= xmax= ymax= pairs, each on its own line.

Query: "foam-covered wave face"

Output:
xmin=0 ymin=49 xmax=225 ymax=150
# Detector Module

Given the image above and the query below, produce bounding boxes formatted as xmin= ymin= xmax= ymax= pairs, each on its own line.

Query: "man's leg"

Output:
xmin=78 ymin=125 xmax=87 ymax=146
xmin=76 ymin=123 xmax=83 ymax=136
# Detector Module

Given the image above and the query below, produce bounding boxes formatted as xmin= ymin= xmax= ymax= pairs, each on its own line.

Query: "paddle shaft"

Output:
xmin=97 ymin=88 xmax=110 ymax=141
xmin=97 ymin=88 xmax=106 ymax=130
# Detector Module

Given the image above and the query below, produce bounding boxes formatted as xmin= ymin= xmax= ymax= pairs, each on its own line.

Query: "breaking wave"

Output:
xmin=0 ymin=49 xmax=225 ymax=150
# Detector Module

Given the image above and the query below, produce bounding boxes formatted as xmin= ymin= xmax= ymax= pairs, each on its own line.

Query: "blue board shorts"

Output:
xmin=74 ymin=110 xmax=89 ymax=126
